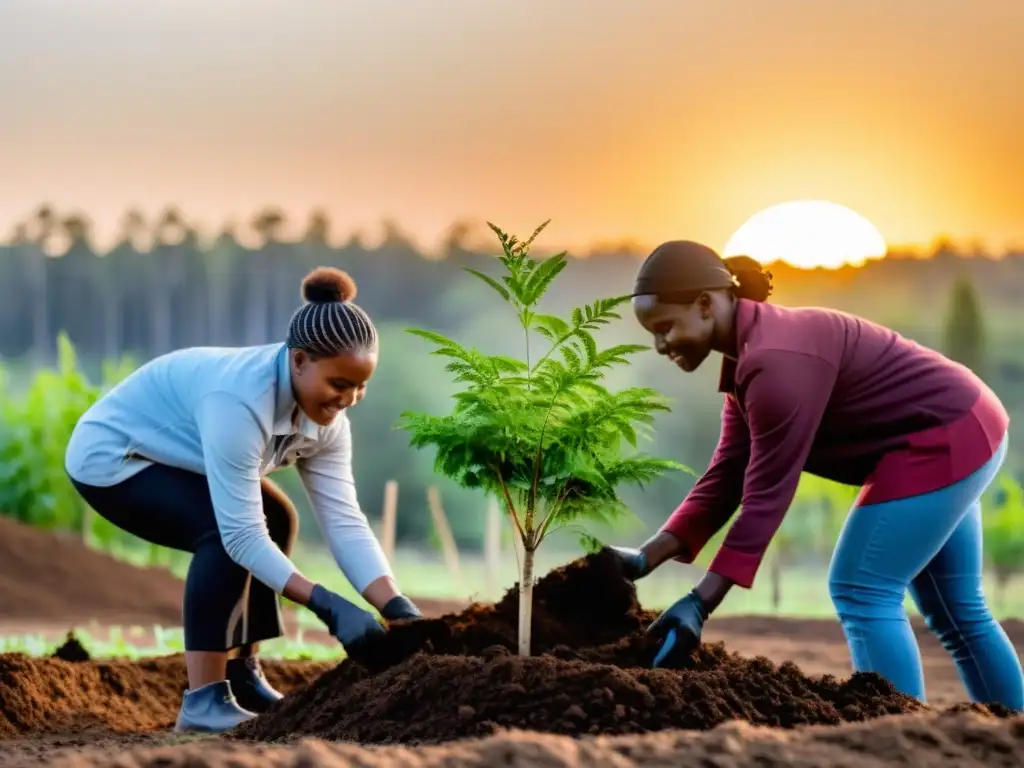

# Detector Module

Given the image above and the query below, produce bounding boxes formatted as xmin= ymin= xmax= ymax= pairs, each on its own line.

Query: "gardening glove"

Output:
xmin=381 ymin=594 xmax=424 ymax=621
xmin=646 ymin=589 xmax=709 ymax=668
xmin=307 ymin=584 xmax=386 ymax=649
xmin=607 ymin=545 xmax=652 ymax=581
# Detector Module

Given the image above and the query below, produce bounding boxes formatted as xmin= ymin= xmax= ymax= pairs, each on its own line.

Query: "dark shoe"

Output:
xmin=226 ymin=656 xmax=284 ymax=714
xmin=173 ymin=680 xmax=258 ymax=733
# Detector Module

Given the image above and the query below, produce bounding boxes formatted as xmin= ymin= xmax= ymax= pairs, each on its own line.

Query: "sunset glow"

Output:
xmin=1 ymin=2 xmax=1022 ymax=255
xmin=721 ymin=201 xmax=889 ymax=270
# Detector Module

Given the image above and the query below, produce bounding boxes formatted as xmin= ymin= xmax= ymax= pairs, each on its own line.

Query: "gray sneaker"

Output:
xmin=173 ymin=680 xmax=258 ymax=733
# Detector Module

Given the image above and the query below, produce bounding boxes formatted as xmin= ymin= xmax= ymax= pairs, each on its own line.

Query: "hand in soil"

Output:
xmin=647 ymin=589 xmax=709 ymax=668
xmin=607 ymin=546 xmax=651 ymax=581
xmin=307 ymin=584 xmax=387 ymax=647
xmin=381 ymin=594 xmax=424 ymax=621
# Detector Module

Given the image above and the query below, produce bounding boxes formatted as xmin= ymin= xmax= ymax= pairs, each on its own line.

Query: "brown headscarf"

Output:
xmin=632 ymin=240 xmax=773 ymax=303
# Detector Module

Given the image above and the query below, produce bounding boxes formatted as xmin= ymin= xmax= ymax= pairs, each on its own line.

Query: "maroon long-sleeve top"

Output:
xmin=662 ymin=298 xmax=1009 ymax=589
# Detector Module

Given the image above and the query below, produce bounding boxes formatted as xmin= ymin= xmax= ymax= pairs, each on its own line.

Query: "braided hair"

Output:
xmin=286 ymin=267 xmax=378 ymax=358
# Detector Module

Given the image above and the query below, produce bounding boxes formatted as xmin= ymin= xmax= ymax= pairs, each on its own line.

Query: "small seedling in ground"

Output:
xmin=398 ymin=220 xmax=686 ymax=656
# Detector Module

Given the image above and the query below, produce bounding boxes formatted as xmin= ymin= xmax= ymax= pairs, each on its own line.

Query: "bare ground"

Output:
xmin=1 ymin=519 xmax=1020 ymax=766
xmin=1 ymin=613 xmax=1021 ymax=765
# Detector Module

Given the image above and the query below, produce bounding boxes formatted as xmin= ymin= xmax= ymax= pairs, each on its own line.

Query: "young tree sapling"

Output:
xmin=397 ymin=221 xmax=685 ymax=656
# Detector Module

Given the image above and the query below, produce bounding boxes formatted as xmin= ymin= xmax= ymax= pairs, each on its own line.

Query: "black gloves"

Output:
xmin=381 ymin=594 xmax=423 ymax=621
xmin=608 ymin=545 xmax=652 ymax=581
xmin=306 ymin=584 xmax=386 ymax=648
xmin=647 ymin=589 xmax=709 ymax=668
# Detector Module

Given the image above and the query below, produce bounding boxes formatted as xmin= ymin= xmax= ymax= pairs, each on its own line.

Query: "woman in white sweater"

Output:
xmin=65 ymin=267 xmax=422 ymax=733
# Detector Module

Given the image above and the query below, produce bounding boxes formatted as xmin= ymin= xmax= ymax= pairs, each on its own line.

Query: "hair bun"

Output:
xmin=723 ymin=255 xmax=774 ymax=302
xmin=301 ymin=267 xmax=357 ymax=303
xmin=723 ymin=255 xmax=764 ymax=275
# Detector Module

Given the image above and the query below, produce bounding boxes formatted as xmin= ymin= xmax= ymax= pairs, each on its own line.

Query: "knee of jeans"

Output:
xmin=828 ymin=579 xmax=857 ymax=618
xmin=828 ymin=578 xmax=906 ymax=622
xmin=919 ymin=593 xmax=994 ymax=646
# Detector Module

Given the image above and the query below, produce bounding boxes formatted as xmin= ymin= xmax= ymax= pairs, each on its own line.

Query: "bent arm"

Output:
xmin=707 ymin=351 xmax=836 ymax=588
xmin=297 ymin=414 xmax=396 ymax=604
xmin=659 ymin=394 xmax=751 ymax=561
xmin=197 ymin=391 xmax=301 ymax=594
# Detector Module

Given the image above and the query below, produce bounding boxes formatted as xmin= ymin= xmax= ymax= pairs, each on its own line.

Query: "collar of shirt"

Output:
xmin=718 ymin=298 xmax=759 ymax=394
xmin=271 ymin=344 xmax=321 ymax=440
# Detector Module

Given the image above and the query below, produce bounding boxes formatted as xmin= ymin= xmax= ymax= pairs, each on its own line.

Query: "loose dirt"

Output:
xmin=0 ymin=516 xmax=464 ymax=633
xmin=1 ymin=545 xmax=1021 ymax=766
xmin=233 ymin=549 xmax=1006 ymax=745
xmin=0 ymin=517 xmax=185 ymax=626
xmin=0 ymin=650 xmax=333 ymax=740
xmin=52 ymin=633 xmax=91 ymax=663
xmin=19 ymin=711 xmax=1024 ymax=767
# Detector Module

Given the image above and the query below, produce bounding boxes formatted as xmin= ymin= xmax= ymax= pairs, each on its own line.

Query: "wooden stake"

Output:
xmin=427 ymin=485 xmax=462 ymax=583
xmin=380 ymin=480 xmax=398 ymax=562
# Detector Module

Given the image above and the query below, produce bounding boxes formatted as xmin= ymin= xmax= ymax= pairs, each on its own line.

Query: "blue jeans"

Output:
xmin=828 ymin=434 xmax=1024 ymax=710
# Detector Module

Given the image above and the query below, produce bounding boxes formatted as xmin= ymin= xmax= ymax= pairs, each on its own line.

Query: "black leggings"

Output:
xmin=70 ymin=463 xmax=298 ymax=652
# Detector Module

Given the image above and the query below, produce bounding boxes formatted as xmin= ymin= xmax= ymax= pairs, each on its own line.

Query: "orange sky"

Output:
xmin=1 ymin=0 xmax=1022 ymax=256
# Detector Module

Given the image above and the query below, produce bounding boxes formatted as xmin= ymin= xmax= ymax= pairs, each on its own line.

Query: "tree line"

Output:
xmin=1 ymin=203 xmax=1021 ymax=368
xmin=0 ymin=203 xmax=1019 ymax=551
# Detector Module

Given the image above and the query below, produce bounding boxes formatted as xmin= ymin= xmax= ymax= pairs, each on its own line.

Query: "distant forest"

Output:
xmin=1 ymin=204 xmax=1021 ymax=361
xmin=2 ymin=203 xmax=1020 ymax=547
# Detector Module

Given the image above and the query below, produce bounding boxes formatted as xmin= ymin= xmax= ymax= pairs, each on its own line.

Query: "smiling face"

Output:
xmin=632 ymin=293 xmax=718 ymax=372
xmin=289 ymin=347 xmax=378 ymax=426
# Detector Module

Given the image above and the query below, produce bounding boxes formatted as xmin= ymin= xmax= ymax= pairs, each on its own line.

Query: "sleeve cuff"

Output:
xmin=708 ymin=546 xmax=763 ymax=589
xmin=336 ymin=544 xmax=395 ymax=595
xmin=246 ymin=544 xmax=299 ymax=594
xmin=660 ymin=504 xmax=715 ymax=563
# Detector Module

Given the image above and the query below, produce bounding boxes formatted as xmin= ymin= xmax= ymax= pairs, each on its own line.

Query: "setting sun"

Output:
xmin=722 ymin=201 xmax=889 ymax=270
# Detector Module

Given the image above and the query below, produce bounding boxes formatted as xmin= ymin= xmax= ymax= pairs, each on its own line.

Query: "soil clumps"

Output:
xmin=234 ymin=549 xmax=947 ymax=745
xmin=17 ymin=709 xmax=1024 ymax=768
xmin=52 ymin=633 xmax=91 ymax=663
xmin=0 ymin=652 xmax=332 ymax=739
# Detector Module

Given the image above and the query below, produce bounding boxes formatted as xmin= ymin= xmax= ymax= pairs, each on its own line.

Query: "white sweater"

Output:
xmin=65 ymin=342 xmax=394 ymax=595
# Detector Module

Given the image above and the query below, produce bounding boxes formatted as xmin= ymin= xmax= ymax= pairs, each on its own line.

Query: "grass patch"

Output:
xmin=0 ymin=623 xmax=347 ymax=661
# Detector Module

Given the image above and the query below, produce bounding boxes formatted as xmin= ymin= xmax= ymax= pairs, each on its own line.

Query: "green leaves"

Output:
xmin=0 ymin=333 xmax=136 ymax=545
xmin=982 ymin=472 xmax=1024 ymax=580
xmin=405 ymin=329 xmax=528 ymax=389
xmin=462 ymin=268 xmax=510 ymax=302
xmin=397 ymin=221 xmax=688 ymax=551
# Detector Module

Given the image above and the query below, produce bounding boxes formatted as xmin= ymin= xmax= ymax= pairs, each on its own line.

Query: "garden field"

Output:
xmin=2 ymin=225 xmax=1023 ymax=765
xmin=0 ymin=517 xmax=1022 ymax=767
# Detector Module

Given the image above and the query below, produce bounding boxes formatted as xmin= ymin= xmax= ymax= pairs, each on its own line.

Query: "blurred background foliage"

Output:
xmin=1 ymin=207 xmax=1022 ymax=611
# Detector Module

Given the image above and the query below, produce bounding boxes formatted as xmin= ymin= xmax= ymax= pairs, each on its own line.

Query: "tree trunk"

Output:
xmin=518 ymin=545 xmax=535 ymax=656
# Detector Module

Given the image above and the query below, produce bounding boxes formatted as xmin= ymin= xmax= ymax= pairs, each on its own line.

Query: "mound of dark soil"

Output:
xmin=0 ymin=516 xmax=184 ymax=626
xmin=52 ymin=633 xmax=91 ymax=663
xmin=0 ymin=653 xmax=332 ymax=739
xmin=234 ymin=549 xmax=939 ymax=745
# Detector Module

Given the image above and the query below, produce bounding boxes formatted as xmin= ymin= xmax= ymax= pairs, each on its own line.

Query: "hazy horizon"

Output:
xmin=3 ymin=0 xmax=1022 ymax=256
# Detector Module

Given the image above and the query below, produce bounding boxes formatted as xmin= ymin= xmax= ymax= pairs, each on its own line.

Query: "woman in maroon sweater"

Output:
xmin=613 ymin=240 xmax=1023 ymax=710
